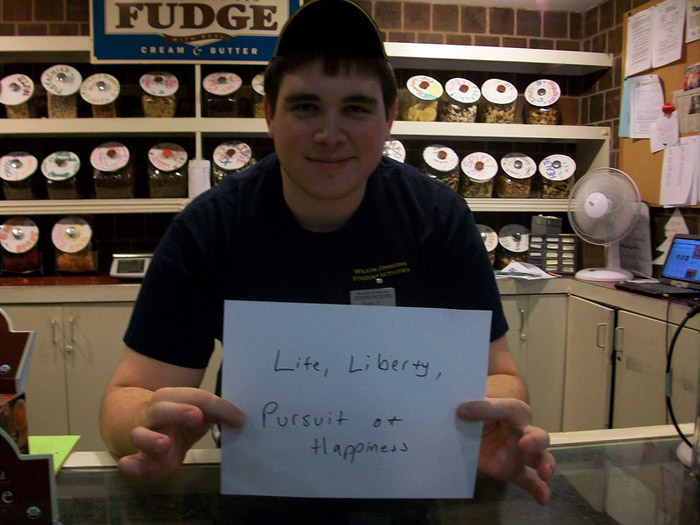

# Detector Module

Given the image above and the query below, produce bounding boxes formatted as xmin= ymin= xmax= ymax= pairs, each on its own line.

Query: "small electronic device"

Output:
xmin=109 ymin=253 xmax=152 ymax=279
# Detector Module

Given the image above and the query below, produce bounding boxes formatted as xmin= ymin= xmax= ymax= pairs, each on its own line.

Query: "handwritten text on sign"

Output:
xmin=220 ymin=301 xmax=491 ymax=499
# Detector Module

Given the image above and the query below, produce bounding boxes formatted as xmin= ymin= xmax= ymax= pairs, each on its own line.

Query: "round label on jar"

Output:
xmin=383 ymin=140 xmax=406 ymax=163
xmin=524 ymin=79 xmax=561 ymax=107
xmin=140 ymin=71 xmax=179 ymax=97
xmin=498 ymin=224 xmax=530 ymax=253
xmin=148 ymin=143 xmax=188 ymax=172
xmin=252 ymin=73 xmax=265 ymax=96
xmin=461 ymin=152 xmax=498 ymax=182
xmin=41 ymin=151 xmax=80 ymax=181
xmin=477 ymin=224 xmax=498 ymax=253
xmin=213 ymin=141 xmax=252 ymax=171
xmin=539 ymin=154 xmax=576 ymax=181
xmin=445 ymin=78 xmax=480 ymax=104
xmin=423 ymin=145 xmax=459 ymax=173
xmin=51 ymin=216 xmax=92 ymax=253
xmin=0 ymin=217 xmax=39 ymax=254
xmin=481 ymin=78 xmax=518 ymax=105
xmin=406 ymin=75 xmax=443 ymax=101
xmin=0 ymin=74 xmax=34 ymax=106
xmin=41 ymin=64 xmax=82 ymax=96
xmin=80 ymin=73 xmax=120 ymax=105
xmin=202 ymin=72 xmax=242 ymax=96
xmin=1 ymin=152 xmax=38 ymax=182
xmin=90 ymin=142 xmax=130 ymax=172
xmin=500 ymin=153 xmax=536 ymax=180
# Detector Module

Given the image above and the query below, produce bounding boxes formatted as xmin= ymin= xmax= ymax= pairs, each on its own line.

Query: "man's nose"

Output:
xmin=314 ymin=113 xmax=347 ymax=144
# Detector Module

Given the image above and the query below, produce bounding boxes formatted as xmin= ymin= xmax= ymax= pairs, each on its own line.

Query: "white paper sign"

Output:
xmin=220 ymin=301 xmax=491 ymax=499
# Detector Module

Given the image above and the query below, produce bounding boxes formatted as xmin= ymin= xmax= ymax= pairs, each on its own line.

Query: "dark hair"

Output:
xmin=263 ymin=55 xmax=398 ymax=120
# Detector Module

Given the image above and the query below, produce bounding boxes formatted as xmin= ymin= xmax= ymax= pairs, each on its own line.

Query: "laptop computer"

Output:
xmin=614 ymin=234 xmax=700 ymax=298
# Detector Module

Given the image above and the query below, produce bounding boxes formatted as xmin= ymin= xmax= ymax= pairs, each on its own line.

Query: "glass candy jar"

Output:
xmin=480 ymin=78 xmax=518 ymax=123
xmin=80 ymin=73 xmax=120 ymax=118
xmin=477 ymin=224 xmax=498 ymax=267
xmin=0 ymin=218 xmax=42 ymax=275
xmin=1 ymin=152 xmax=39 ymax=200
xmin=497 ymin=224 xmax=530 ymax=269
xmin=539 ymin=154 xmax=576 ymax=199
xmin=211 ymin=141 xmax=256 ymax=185
xmin=383 ymin=140 xmax=406 ymax=163
xmin=41 ymin=64 xmax=82 ymax=118
xmin=496 ymin=153 xmax=536 ymax=198
xmin=51 ymin=216 xmax=96 ymax=273
xmin=438 ymin=78 xmax=480 ymax=123
xmin=252 ymin=73 xmax=265 ymax=118
xmin=459 ymin=151 xmax=497 ymax=199
xmin=91 ymin=142 xmax=134 ymax=198
xmin=524 ymin=79 xmax=561 ymax=125
xmin=0 ymin=73 xmax=35 ymax=119
xmin=202 ymin=72 xmax=242 ymax=117
xmin=399 ymin=75 xmax=442 ymax=122
xmin=42 ymin=151 xmax=82 ymax=200
xmin=147 ymin=143 xmax=189 ymax=198
xmin=140 ymin=71 xmax=178 ymax=118
xmin=421 ymin=145 xmax=460 ymax=191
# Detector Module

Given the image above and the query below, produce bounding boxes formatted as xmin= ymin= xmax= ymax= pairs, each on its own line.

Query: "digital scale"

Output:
xmin=109 ymin=253 xmax=153 ymax=279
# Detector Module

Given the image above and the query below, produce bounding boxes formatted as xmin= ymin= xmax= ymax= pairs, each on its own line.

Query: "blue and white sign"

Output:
xmin=91 ymin=0 xmax=300 ymax=63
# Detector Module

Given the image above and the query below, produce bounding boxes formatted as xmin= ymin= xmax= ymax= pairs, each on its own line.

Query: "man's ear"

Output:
xmin=263 ymin=95 xmax=274 ymax=139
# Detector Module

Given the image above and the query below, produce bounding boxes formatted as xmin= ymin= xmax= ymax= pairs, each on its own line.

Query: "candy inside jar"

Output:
xmin=477 ymin=224 xmax=498 ymax=267
xmin=91 ymin=142 xmax=134 ymax=198
xmin=399 ymin=75 xmax=443 ymax=121
xmin=496 ymin=153 xmax=536 ymax=198
xmin=421 ymin=145 xmax=459 ymax=191
xmin=0 ymin=73 xmax=36 ymax=119
xmin=0 ymin=152 xmax=40 ymax=200
xmin=51 ymin=216 xmax=97 ymax=274
xmin=459 ymin=152 xmax=497 ymax=198
xmin=0 ymin=217 xmax=42 ymax=275
xmin=147 ymin=143 xmax=189 ymax=198
xmin=41 ymin=64 xmax=82 ymax=118
xmin=211 ymin=141 xmax=256 ymax=185
xmin=480 ymin=78 xmax=517 ymax=123
xmin=140 ymin=71 xmax=178 ymax=118
xmin=438 ymin=78 xmax=480 ymax=123
xmin=524 ymin=79 xmax=561 ymax=125
xmin=80 ymin=73 xmax=120 ymax=118
xmin=497 ymin=224 xmax=530 ymax=269
xmin=202 ymin=72 xmax=242 ymax=117
xmin=538 ymin=154 xmax=576 ymax=198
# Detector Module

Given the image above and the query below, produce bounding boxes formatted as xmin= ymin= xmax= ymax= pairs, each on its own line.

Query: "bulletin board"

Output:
xmin=619 ymin=0 xmax=700 ymax=206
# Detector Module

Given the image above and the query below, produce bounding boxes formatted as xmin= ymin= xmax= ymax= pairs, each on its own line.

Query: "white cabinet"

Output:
xmin=501 ymin=293 xmax=568 ymax=432
xmin=563 ymin=296 xmax=700 ymax=431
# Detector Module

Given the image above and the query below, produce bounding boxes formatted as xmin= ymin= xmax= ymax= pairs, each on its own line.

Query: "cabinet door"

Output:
xmin=0 ymin=304 xmax=69 ymax=437
xmin=64 ymin=303 xmax=133 ymax=451
xmin=563 ymin=296 xmax=614 ymax=431
xmin=614 ymin=310 xmax=700 ymax=428
xmin=500 ymin=294 xmax=567 ymax=431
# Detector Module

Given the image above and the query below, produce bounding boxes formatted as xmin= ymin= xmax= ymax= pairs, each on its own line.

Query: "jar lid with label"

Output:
xmin=0 ymin=217 xmax=39 ymax=255
xmin=148 ymin=143 xmax=188 ymax=172
xmin=538 ymin=154 xmax=576 ymax=182
xmin=445 ymin=78 xmax=481 ymax=104
xmin=213 ymin=141 xmax=253 ymax=171
xmin=90 ymin=142 xmax=130 ymax=172
xmin=524 ymin=79 xmax=561 ymax=107
xmin=481 ymin=79 xmax=518 ymax=105
xmin=140 ymin=71 xmax=179 ymax=97
xmin=461 ymin=152 xmax=498 ymax=183
xmin=41 ymin=151 xmax=81 ymax=181
xmin=498 ymin=224 xmax=530 ymax=253
xmin=252 ymin=73 xmax=265 ymax=97
xmin=80 ymin=73 xmax=120 ymax=105
xmin=203 ymin=72 xmax=243 ymax=96
xmin=51 ymin=216 xmax=92 ymax=254
xmin=1 ymin=152 xmax=38 ymax=182
xmin=383 ymin=140 xmax=406 ymax=163
xmin=41 ymin=65 xmax=82 ymax=96
xmin=423 ymin=145 xmax=459 ymax=173
xmin=477 ymin=224 xmax=499 ymax=253
xmin=0 ymin=74 xmax=34 ymax=106
xmin=406 ymin=75 xmax=444 ymax=101
xmin=500 ymin=153 xmax=536 ymax=180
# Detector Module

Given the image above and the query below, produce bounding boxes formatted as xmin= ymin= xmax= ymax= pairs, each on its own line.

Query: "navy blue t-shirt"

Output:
xmin=124 ymin=153 xmax=508 ymax=368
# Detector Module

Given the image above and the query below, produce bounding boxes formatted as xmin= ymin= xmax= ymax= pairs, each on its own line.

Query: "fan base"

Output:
xmin=575 ymin=267 xmax=633 ymax=282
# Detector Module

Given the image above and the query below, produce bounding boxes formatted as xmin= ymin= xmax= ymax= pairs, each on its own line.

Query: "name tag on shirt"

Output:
xmin=350 ymin=287 xmax=396 ymax=306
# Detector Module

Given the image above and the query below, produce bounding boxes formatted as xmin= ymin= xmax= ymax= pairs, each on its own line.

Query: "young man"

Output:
xmin=101 ymin=0 xmax=555 ymax=506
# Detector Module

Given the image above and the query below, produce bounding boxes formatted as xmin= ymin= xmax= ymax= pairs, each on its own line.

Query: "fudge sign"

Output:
xmin=91 ymin=0 xmax=300 ymax=62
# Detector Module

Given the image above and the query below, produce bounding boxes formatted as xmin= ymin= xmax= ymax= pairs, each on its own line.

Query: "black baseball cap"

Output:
xmin=273 ymin=0 xmax=387 ymax=60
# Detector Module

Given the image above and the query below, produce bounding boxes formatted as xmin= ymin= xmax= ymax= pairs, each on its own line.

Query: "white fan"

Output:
xmin=567 ymin=167 xmax=642 ymax=282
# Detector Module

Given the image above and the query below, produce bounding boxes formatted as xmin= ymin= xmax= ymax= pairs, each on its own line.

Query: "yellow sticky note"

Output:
xmin=28 ymin=436 xmax=81 ymax=473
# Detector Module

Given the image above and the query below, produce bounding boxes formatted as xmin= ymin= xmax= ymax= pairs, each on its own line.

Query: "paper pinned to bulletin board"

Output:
xmin=620 ymin=0 xmax=700 ymax=206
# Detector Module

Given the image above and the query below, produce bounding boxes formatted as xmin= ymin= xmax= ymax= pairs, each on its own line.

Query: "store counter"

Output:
xmin=55 ymin=427 xmax=698 ymax=524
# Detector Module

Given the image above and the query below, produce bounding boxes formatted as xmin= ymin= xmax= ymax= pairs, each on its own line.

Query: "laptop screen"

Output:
xmin=660 ymin=234 xmax=700 ymax=290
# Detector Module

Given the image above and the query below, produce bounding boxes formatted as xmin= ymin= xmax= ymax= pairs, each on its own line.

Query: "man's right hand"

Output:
xmin=117 ymin=387 xmax=246 ymax=479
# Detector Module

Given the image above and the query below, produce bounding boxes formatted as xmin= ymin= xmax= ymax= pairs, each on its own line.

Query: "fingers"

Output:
xmin=457 ymin=398 xmax=532 ymax=429
xmin=149 ymin=387 xmax=246 ymax=428
xmin=511 ymin=467 xmax=552 ymax=506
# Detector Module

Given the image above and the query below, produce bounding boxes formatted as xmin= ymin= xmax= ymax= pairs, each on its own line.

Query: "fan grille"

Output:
xmin=567 ymin=168 xmax=641 ymax=246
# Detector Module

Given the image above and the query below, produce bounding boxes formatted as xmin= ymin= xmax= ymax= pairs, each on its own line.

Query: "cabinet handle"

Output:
xmin=65 ymin=317 xmax=75 ymax=354
xmin=50 ymin=319 xmax=58 ymax=345
xmin=518 ymin=308 xmax=525 ymax=332
xmin=614 ymin=326 xmax=624 ymax=361
xmin=596 ymin=323 xmax=607 ymax=348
